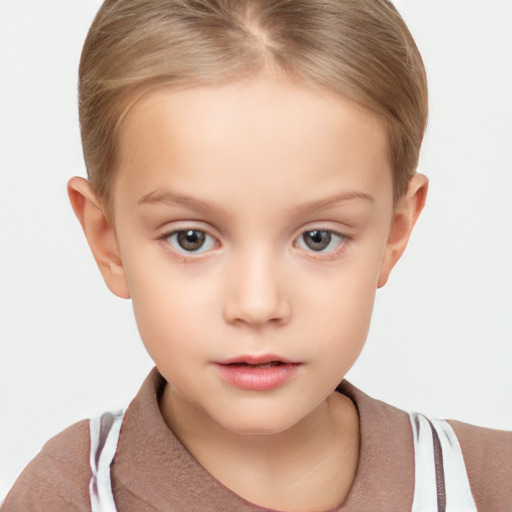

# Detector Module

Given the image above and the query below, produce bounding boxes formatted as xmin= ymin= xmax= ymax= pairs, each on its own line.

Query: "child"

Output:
xmin=2 ymin=1 xmax=511 ymax=511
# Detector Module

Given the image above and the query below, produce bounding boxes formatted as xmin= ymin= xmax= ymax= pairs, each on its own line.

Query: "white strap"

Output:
xmin=430 ymin=418 xmax=478 ymax=511
xmin=410 ymin=412 xmax=438 ymax=512
xmin=409 ymin=412 xmax=478 ymax=512
xmin=89 ymin=409 xmax=125 ymax=512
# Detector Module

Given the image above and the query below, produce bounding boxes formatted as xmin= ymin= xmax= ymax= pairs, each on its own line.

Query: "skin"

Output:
xmin=69 ymin=75 xmax=427 ymax=511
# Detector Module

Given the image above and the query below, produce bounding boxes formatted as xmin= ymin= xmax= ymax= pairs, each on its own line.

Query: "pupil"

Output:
xmin=304 ymin=230 xmax=331 ymax=251
xmin=177 ymin=230 xmax=205 ymax=251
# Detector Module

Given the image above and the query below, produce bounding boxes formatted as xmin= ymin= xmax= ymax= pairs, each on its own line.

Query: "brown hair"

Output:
xmin=79 ymin=0 xmax=428 ymax=208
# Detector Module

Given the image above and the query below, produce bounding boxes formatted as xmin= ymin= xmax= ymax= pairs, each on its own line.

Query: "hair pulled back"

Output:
xmin=79 ymin=0 xmax=428 ymax=207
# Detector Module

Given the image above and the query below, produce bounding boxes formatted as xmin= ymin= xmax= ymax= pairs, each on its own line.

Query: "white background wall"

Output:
xmin=1 ymin=0 xmax=511 ymax=500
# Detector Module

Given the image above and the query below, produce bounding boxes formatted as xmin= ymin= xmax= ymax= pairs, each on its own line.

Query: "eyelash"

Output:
xmin=159 ymin=229 xmax=219 ymax=256
xmin=158 ymin=227 xmax=350 ymax=258
xmin=294 ymin=229 xmax=350 ymax=257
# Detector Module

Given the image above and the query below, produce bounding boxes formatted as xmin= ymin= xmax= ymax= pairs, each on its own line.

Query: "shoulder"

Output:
xmin=340 ymin=381 xmax=512 ymax=510
xmin=2 ymin=419 xmax=91 ymax=512
xmin=448 ymin=419 xmax=512 ymax=511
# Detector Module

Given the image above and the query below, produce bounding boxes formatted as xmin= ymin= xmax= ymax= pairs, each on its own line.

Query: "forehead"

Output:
xmin=113 ymin=76 xmax=392 ymax=212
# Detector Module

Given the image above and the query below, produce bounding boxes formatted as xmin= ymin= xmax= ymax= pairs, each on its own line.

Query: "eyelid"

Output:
xmin=158 ymin=226 xmax=221 ymax=256
xmin=156 ymin=222 xmax=351 ymax=259
xmin=294 ymin=228 xmax=351 ymax=257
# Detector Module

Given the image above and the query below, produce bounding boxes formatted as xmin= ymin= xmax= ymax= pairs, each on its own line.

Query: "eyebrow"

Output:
xmin=138 ymin=190 xmax=226 ymax=216
xmin=290 ymin=191 xmax=375 ymax=215
xmin=138 ymin=189 xmax=374 ymax=215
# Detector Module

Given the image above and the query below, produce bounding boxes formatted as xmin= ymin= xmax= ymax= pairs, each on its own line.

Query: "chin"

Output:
xmin=215 ymin=410 xmax=303 ymax=437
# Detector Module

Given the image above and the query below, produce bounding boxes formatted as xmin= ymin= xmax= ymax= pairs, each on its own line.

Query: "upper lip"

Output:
xmin=214 ymin=354 xmax=300 ymax=365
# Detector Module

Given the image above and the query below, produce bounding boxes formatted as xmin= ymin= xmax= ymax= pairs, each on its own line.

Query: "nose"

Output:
xmin=222 ymin=250 xmax=291 ymax=327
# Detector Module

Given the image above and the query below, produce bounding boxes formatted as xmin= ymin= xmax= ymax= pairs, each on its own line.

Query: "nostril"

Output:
xmin=223 ymin=297 xmax=291 ymax=327
xmin=221 ymin=259 xmax=291 ymax=326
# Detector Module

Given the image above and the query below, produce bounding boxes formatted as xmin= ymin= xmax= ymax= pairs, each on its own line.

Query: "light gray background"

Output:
xmin=1 ymin=0 xmax=511 ymax=500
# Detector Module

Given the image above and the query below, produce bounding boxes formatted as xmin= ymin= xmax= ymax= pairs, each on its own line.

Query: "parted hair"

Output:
xmin=79 ymin=0 xmax=428 ymax=208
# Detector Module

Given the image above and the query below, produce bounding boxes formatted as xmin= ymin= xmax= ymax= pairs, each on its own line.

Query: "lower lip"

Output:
xmin=213 ymin=363 xmax=300 ymax=391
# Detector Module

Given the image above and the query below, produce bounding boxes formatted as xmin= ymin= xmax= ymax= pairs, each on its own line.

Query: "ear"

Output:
xmin=67 ymin=177 xmax=130 ymax=299
xmin=378 ymin=173 xmax=428 ymax=288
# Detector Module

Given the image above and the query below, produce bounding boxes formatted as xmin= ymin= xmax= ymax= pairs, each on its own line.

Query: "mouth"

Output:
xmin=216 ymin=354 xmax=300 ymax=366
xmin=226 ymin=360 xmax=288 ymax=368
xmin=213 ymin=355 xmax=301 ymax=390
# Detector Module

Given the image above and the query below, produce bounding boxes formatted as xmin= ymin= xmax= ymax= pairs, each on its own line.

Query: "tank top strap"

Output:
xmin=89 ymin=409 xmax=126 ymax=512
xmin=409 ymin=412 xmax=478 ymax=512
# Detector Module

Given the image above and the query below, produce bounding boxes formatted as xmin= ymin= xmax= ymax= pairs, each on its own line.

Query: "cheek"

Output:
xmin=315 ymin=282 xmax=376 ymax=357
xmin=308 ymin=286 xmax=375 ymax=391
xmin=298 ymin=254 xmax=380 ymax=323
xmin=126 ymin=254 xmax=228 ymax=363
xmin=295 ymin=254 xmax=381 ymax=363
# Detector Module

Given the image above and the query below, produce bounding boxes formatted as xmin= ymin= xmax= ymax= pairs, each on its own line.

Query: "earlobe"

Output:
xmin=67 ymin=177 xmax=130 ymax=299
xmin=377 ymin=173 xmax=428 ymax=288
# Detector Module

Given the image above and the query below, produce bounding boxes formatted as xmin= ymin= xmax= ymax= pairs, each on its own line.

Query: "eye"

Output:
xmin=166 ymin=229 xmax=217 ymax=254
xmin=296 ymin=229 xmax=347 ymax=253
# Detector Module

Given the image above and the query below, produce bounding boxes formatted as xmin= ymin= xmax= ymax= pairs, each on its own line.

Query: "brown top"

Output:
xmin=3 ymin=368 xmax=511 ymax=511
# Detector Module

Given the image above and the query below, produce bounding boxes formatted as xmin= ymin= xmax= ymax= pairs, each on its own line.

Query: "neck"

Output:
xmin=160 ymin=386 xmax=360 ymax=512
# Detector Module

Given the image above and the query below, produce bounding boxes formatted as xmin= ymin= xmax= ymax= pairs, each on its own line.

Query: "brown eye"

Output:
xmin=177 ymin=230 xmax=205 ymax=251
xmin=167 ymin=229 xmax=216 ymax=254
xmin=296 ymin=230 xmax=347 ymax=253
xmin=302 ymin=230 xmax=332 ymax=251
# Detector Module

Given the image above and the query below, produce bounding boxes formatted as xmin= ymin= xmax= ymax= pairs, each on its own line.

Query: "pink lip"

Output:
xmin=213 ymin=355 xmax=301 ymax=391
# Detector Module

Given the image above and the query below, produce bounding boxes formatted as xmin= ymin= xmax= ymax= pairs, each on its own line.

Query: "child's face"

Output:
xmin=88 ymin=76 xmax=417 ymax=435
